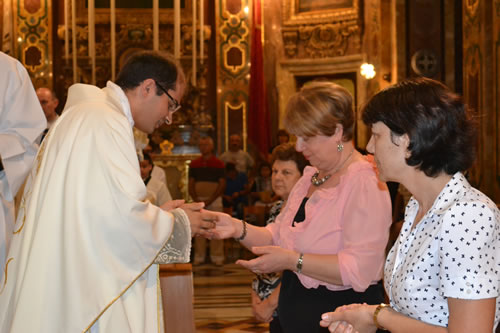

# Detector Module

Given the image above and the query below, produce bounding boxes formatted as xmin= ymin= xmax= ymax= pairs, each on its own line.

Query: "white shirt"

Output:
xmin=384 ymin=172 xmax=500 ymax=329
xmin=220 ymin=149 xmax=254 ymax=174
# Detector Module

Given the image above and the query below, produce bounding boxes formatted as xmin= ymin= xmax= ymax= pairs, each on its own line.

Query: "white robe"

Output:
xmin=0 ymin=52 xmax=46 ymax=281
xmin=0 ymin=82 xmax=190 ymax=333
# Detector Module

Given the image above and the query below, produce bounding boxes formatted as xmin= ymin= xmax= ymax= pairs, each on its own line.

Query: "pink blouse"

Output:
xmin=266 ymin=159 xmax=392 ymax=292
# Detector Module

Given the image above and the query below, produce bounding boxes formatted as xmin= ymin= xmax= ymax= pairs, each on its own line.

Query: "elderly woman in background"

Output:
xmin=213 ymin=81 xmax=392 ymax=332
xmin=252 ymin=143 xmax=308 ymax=332
xmin=320 ymin=77 xmax=500 ymax=333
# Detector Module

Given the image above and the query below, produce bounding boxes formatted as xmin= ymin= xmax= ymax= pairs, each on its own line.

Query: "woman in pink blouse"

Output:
xmin=213 ymin=81 xmax=392 ymax=333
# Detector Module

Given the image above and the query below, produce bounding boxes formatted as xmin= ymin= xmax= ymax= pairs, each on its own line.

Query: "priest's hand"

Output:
xmin=160 ymin=199 xmax=185 ymax=211
xmin=180 ymin=202 xmax=218 ymax=238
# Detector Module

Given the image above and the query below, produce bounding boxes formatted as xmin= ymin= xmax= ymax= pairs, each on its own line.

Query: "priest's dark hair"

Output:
xmin=115 ymin=50 xmax=184 ymax=96
xmin=362 ymin=77 xmax=477 ymax=177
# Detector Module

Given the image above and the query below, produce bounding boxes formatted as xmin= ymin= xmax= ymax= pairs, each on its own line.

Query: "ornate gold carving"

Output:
xmin=465 ymin=0 xmax=479 ymax=17
xmin=283 ymin=21 xmax=359 ymax=59
xmin=299 ymin=22 xmax=359 ymax=58
xmin=283 ymin=31 xmax=298 ymax=57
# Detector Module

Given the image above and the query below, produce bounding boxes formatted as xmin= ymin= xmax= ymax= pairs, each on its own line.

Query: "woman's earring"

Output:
xmin=337 ymin=143 xmax=344 ymax=152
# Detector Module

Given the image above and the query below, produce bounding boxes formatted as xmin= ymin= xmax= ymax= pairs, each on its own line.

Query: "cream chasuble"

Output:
xmin=0 ymin=83 xmax=191 ymax=333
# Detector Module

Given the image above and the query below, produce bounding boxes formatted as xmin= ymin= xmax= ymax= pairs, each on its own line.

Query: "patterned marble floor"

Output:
xmin=193 ymin=261 xmax=269 ymax=333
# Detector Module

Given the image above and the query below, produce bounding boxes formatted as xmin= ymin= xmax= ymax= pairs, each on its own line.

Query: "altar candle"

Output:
xmin=71 ymin=0 xmax=77 ymax=82
xmin=174 ymin=0 xmax=180 ymax=59
xmin=200 ymin=0 xmax=204 ymax=64
xmin=153 ymin=0 xmax=159 ymax=51
xmin=111 ymin=0 xmax=116 ymax=80
xmin=88 ymin=0 xmax=95 ymax=85
xmin=192 ymin=0 xmax=196 ymax=86
xmin=64 ymin=0 xmax=69 ymax=61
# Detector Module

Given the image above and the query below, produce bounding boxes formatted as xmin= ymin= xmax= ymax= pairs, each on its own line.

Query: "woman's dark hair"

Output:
xmin=271 ymin=143 xmax=309 ymax=175
xmin=115 ymin=51 xmax=182 ymax=95
xmin=362 ymin=77 xmax=477 ymax=177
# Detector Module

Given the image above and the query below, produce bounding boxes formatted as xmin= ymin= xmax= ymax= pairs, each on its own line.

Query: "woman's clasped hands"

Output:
xmin=320 ymin=303 xmax=377 ymax=333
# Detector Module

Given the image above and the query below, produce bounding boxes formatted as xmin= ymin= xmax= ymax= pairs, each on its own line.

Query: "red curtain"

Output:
xmin=248 ymin=0 xmax=271 ymax=155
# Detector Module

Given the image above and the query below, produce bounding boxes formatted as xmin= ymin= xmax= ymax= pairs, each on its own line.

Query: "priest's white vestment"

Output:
xmin=0 ymin=51 xmax=46 ymax=281
xmin=0 ymin=82 xmax=191 ymax=333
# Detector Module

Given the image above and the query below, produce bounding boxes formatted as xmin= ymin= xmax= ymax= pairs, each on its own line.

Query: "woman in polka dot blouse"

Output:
xmin=320 ymin=77 xmax=500 ymax=333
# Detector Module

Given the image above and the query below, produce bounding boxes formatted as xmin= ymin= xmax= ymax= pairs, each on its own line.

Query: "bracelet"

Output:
xmin=235 ymin=220 xmax=247 ymax=241
xmin=296 ymin=253 xmax=304 ymax=274
xmin=373 ymin=303 xmax=390 ymax=330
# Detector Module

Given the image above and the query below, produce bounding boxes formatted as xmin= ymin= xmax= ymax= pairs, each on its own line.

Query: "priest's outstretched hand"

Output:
xmin=161 ymin=200 xmax=218 ymax=237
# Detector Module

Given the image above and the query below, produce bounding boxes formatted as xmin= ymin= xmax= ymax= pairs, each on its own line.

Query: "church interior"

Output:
xmin=1 ymin=0 xmax=499 ymax=332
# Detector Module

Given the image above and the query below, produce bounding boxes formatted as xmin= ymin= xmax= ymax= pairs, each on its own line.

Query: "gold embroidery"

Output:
xmin=13 ymin=133 xmax=48 ymax=234
xmin=83 ymin=244 xmax=169 ymax=333
xmin=0 ymin=258 xmax=14 ymax=295
xmin=157 ymin=271 xmax=162 ymax=333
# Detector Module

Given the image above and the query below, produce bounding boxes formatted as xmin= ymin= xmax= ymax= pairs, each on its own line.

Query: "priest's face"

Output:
xmin=134 ymin=78 xmax=185 ymax=134
xmin=153 ymin=79 xmax=185 ymax=130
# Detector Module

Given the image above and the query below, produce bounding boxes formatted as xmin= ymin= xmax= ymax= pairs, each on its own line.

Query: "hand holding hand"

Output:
xmin=207 ymin=211 xmax=239 ymax=239
xmin=179 ymin=202 xmax=218 ymax=238
xmin=236 ymin=246 xmax=295 ymax=274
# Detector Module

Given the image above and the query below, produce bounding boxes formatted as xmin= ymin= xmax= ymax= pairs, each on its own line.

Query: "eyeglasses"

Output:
xmin=155 ymin=81 xmax=181 ymax=113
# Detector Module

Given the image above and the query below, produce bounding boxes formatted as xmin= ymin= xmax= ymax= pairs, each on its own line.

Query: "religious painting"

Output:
xmin=283 ymin=0 xmax=359 ymax=26
xmin=297 ymin=0 xmax=353 ymax=13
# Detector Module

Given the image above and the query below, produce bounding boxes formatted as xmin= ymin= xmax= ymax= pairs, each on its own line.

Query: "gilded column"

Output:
xmin=215 ymin=0 xmax=251 ymax=153
xmin=14 ymin=0 xmax=52 ymax=88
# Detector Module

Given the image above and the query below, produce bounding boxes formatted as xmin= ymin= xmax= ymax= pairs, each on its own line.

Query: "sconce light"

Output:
xmin=360 ymin=63 xmax=376 ymax=79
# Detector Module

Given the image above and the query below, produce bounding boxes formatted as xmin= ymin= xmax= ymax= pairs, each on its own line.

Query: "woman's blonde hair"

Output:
xmin=283 ymin=81 xmax=354 ymax=141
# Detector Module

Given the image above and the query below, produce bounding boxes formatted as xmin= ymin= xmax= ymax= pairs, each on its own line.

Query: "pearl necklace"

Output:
xmin=310 ymin=149 xmax=354 ymax=187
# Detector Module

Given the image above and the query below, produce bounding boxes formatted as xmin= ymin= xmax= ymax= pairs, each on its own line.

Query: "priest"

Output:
xmin=0 ymin=51 xmax=216 ymax=332
xmin=0 ymin=51 xmax=46 ymax=283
